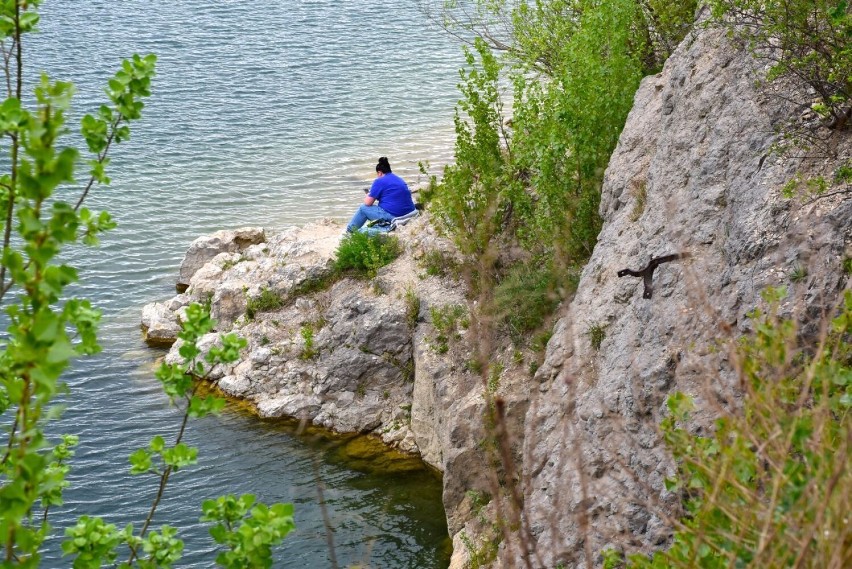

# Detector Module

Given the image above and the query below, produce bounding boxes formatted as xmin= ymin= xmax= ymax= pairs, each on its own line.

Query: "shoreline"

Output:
xmin=195 ymin=377 xmax=443 ymax=479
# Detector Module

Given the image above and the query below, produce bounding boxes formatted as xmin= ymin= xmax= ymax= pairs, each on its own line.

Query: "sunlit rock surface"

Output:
xmin=517 ymin=17 xmax=851 ymax=568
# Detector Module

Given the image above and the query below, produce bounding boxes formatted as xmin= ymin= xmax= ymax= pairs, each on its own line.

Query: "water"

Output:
xmin=23 ymin=1 xmax=464 ymax=566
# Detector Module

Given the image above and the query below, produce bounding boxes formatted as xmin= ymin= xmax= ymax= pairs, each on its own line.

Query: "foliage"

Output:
xmin=487 ymin=363 xmax=503 ymax=395
xmin=782 ymin=159 xmax=852 ymax=202
xmin=421 ymin=0 xmax=696 ymax=75
xmin=0 ymin=4 xmax=293 ymax=566
xmin=466 ymin=357 xmax=484 ymax=374
xmin=420 ymin=248 xmax=461 ymax=279
xmin=629 ymin=179 xmax=647 ymax=222
xmin=640 ymin=0 xmax=699 ymax=63
xmin=429 ymin=304 xmax=468 ymax=354
xmin=201 ymin=494 xmax=295 ymax=569
xmin=531 ymin=329 xmax=553 ymax=352
xmin=465 ymin=489 xmax=492 ymax=521
xmin=510 ymin=0 xmax=644 ymax=261
xmin=334 ymin=231 xmax=402 ymax=278
xmin=459 ymin=529 xmax=500 ymax=569
xmin=789 ymin=263 xmax=808 ymax=283
xmin=404 ymin=284 xmax=421 ymax=329
xmin=70 ymin=303 xmax=293 ymax=568
xmin=606 ymin=288 xmax=852 ymax=568
xmin=246 ymin=287 xmax=283 ymax=320
xmin=430 ymin=0 xmax=657 ymax=276
xmin=300 ymin=323 xmax=318 ymax=360
xmin=721 ymin=0 xmax=852 ymax=201
xmin=708 ymin=0 xmax=852 ymax=130
xmin=493 ymin=259 xmax=563 ymax=343
xmin=416 ymin=159 xmax=441 ymax=205
xmin=0 ymin=2 xmax=154 ymax=561
xmin=431 ymin=36 xmax=512 ymax=259
xmin=587 ymin=323 xmax=606 ymax=351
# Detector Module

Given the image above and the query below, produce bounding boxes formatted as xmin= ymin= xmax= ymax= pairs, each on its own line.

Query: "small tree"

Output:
xmin=606 ymin=288 xmax=852 ymax=568
xmin=0 ymin=2 xmax=293 ymax=566
xmin=431 ymin=36 xmax=515 ymax=260
xmin=709 ymin=0 xmax=852 ymax=130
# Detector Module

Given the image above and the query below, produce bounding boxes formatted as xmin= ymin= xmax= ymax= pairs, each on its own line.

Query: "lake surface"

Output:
xmin=27 ymin=1 xmax=464 ymax=566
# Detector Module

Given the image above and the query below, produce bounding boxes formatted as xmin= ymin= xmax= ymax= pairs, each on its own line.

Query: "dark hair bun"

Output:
xmin=376 ymin=157 xmax=392 ymax=174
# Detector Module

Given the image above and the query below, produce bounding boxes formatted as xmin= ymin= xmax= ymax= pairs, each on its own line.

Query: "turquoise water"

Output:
xmin=26 ymin=1 xmax=464 ymax=566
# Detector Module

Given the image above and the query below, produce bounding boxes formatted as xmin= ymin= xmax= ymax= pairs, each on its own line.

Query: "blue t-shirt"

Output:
xmin=369 ymin=172 xmax=415 ymax=217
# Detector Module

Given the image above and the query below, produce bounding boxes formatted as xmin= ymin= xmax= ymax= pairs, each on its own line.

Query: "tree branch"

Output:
xmin=802 ymin=186 xmax=852 ymax=206
xmin=126 ymin=384 xmax=197 ymax=564
xmin=74 ymin=115 xmax=123 ymax=212
xmin=0 ymin=4 xmax=22 ymax=305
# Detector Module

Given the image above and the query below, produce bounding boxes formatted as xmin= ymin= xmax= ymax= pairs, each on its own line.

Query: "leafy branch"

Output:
xmin=0 ymin=4 xmax=295 ymax=567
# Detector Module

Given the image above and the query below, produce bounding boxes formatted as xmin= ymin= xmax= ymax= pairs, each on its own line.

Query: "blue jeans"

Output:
xmin=346 ymin=204 xmax=396 ymax=232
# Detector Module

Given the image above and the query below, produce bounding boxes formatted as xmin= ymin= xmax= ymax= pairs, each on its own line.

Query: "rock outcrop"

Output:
xmin=516 ymin=18 xmax=851 ymax=569
xmin=140 ymin=302 xmax=182 ymax=348
xmin=142 ymin=213 xmax=538 ymax=552
xmin=176 ymin=227 xmax=266 ymax=292
xmin=144 ymin=216 xmax=480 ymax=455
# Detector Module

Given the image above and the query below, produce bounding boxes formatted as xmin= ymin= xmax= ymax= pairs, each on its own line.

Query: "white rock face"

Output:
xmin=146 ymin=216 xmax=477 ymax=461
xmin=177 ymin=227 xmax=266 ymax=291
xmin=140 ymin=302 xmax=181 ymax=347
xmin=516 ymin=19 xmax=851 ymax=568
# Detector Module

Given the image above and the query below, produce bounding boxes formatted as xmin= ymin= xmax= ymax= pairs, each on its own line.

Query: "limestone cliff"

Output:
xmin=515 ymin=19 xmax=851 ymax=569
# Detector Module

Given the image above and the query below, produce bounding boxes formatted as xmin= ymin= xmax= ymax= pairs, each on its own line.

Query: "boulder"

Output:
xmin=140 ymin=302 xmax=181 ymax=347
xmin=176 ymin=227 xmax=266 ymax=292
xmin=148 ymin=218 xmax=456 ymax=449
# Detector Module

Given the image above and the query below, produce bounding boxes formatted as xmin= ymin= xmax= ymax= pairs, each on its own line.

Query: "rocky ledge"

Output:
xmin=141 ymin=217 xmax=469 ymax=453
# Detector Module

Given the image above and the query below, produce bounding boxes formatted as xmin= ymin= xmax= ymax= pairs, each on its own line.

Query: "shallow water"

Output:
xmin=24 ymin=1 xmax=464 ymax=566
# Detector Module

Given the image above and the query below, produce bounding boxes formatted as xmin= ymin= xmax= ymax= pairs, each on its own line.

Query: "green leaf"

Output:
xmin=129 ymin=448 xmax=153 ymax=475
xmin=149 ymin=435 xmax=165 ymax=453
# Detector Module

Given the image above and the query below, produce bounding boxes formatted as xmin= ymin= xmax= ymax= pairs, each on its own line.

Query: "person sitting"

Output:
xmin=345 ymin=157 xmax=416 ymax=233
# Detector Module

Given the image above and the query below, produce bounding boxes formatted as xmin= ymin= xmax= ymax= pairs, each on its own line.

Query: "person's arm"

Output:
xmin=365 ymin=178 xmax=381 ymax=206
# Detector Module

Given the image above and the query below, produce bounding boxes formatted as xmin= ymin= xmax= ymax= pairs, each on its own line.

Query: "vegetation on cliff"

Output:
xmin=425 ymin=0 xmax=696 ymax=341
xmin=423 ymin=0 xmax=850 ymax=567
xmin=709 ymin=0 xmax=852 ymax=203
xmin=607 ymin=288 xmax=851 ymax=568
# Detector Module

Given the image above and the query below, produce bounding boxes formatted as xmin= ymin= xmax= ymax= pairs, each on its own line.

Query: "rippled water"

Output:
xmin=25 ymin=1 xmax=464 ymax=566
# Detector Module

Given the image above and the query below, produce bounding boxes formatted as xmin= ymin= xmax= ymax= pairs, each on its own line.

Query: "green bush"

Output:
xmin=493 ymin=260 xmax=563 ymax=342
xmin=431 ymin=37 xmax=513 ymax=259
xmin=432 ymin=0 xmax=650 ymax=267
xmin=428 ymin=0 xmax=694 ymax=76
xmin=510 ymin=0 xmax=644 ymax=261
xmin=334 ymin=232 xmax=402 ymax=277
xmin=587 ymin=323 xmax=606 ymax=351
xmin=246 ymin=287 xmax=283 ymax=319
xmin=404 ymin=285 xmax=421 ymax=329
xmin=416 ymin=159 xmax=440 ymax=205
xmin=429 ymin=304 xmax=468 ymax=354
xmin=420 ymin=248 xmax=461 ymax=279
xmin=299 ymin=323 xmax=318 ymax=360
xmin=642 ymin=0 xmax=699 ymax=63
xmin=606 ymin=288 xmax=852 ymax=568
